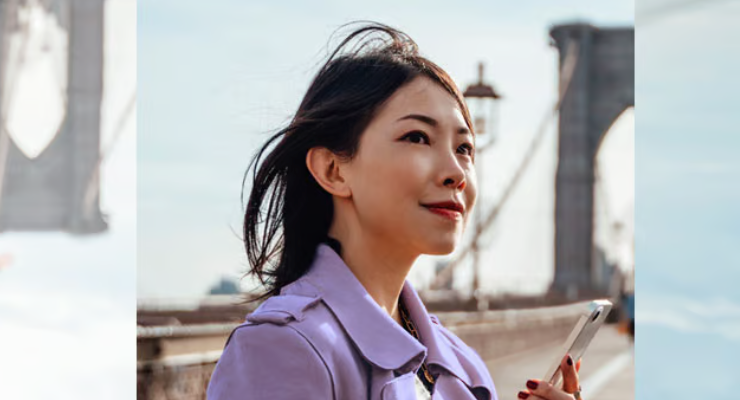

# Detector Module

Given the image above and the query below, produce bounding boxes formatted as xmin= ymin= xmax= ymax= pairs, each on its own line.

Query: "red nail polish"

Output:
xmin=518 ymin=391 xmax=530 ymax=399
xmin=526 ymin=380 xmax=538 ymax=390
xmin=567 ymin=355 xmax=573 ymax=366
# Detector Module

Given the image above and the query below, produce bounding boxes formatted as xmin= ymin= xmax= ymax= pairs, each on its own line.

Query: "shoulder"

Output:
xmin=227 ymin=319 xmax=316 ymax=351
xmin=207 ymin=295 xmax=336 ymax=400
xmin=244 ymin=292 xmax=343 ymax=346
xmin=230 ymin=292 xmax=336 ymax=354
xmin=248 ymin=291 xmax=360 ymax=364
xmin=245 ymin=293 xmax=324 ymax=325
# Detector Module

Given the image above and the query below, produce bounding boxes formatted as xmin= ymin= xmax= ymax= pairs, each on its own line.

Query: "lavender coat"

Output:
xmin=207 ymin=244 xmax=498 ymax=400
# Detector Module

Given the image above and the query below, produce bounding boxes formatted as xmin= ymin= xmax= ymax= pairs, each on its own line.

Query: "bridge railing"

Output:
xmin=137 ymin=301 xmax=597 ymax=400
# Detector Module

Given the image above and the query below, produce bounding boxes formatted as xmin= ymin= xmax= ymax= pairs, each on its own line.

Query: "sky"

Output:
xmin=634 ymin=0 xmax=740 ymax=399
xmin=0 ymin=1 xmax=136 ymax=399
xmin=137 ymin=0 xmax=635 ymax=300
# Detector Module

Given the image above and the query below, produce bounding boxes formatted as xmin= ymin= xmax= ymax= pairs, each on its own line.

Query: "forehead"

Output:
xmin=373 ymin=76 xmax=466 ymax=126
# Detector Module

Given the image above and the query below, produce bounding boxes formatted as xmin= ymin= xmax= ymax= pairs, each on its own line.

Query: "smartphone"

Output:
xmin=543 ymin=299 xmax=613 ymax=387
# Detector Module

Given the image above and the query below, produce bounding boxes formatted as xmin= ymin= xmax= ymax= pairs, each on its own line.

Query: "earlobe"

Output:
xmin=305 ymin=147 xmax=351 ymax=198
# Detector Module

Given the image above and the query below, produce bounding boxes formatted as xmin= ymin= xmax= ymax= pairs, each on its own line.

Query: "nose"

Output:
xmin=440 ymin=152 xmax=467 ymax=191
xmin=443 ymin=176 xmax=466 ymax=190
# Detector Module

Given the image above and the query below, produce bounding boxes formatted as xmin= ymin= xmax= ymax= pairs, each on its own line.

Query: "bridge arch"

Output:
xmin=0 ymin=0 xmax=107 ymax=234
xmin=550 ymin=23 xmax=634 ymax=298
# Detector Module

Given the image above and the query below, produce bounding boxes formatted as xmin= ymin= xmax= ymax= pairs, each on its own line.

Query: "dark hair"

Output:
xmin=242 ymin=21 xmax=473 ymax=302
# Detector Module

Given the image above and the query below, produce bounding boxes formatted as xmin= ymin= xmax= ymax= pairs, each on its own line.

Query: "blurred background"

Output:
xmin=635 ymin=1 xmax=740 ymax=400
xmin=136 ymin=1 xmax=635 ymax=399
xmin=0 ymin=0 xmax=135 ymax=399
xmin=1 ymin=0 xmax=735 ymax=398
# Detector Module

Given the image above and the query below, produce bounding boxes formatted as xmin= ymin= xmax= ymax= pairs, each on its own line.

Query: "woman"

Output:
xmin=208 ymin=22 xmax=583 ymax=400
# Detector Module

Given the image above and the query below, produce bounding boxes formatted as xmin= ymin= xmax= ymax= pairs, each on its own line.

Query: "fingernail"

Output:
xmin=567 ymin=355 xmax=573 ymax=366
xmin=526 ymin=380 xmax=538 ymax=390
xmin=517 ymin=391 xmax=530 ymax=399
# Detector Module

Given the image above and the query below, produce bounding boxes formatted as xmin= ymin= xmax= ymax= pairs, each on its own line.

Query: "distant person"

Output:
xmin=620 ymin=269 xmax=635 ymax=342
xmin=623 ymin=291 xmax=635 ymax=341
xmin=207 ymin=22 xmax=583 ymax=400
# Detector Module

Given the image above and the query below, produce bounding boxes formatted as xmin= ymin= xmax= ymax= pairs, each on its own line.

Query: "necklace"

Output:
xmin=398 ymin=299 xmax=435 ymax=393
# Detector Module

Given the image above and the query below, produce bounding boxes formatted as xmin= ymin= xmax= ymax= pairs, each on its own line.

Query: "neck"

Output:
xmin=328 ymin=223 xmax=418 ymax=327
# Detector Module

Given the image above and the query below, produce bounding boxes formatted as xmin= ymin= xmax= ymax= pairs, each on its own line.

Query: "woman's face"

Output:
xmin=343 ymin=76 xmax=477 ymax=256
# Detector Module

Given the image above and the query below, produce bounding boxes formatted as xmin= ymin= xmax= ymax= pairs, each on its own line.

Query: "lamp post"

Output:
xmin=463 ymin=62 xmax=501 ymax=144
xmin=463 ymin=62 xmax=501 ymax=311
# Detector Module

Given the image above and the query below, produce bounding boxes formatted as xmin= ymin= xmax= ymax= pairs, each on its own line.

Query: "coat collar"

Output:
xmin=282 ymin=243 xmax=426 ymax=373
xmin=401 ymin=278 xmax=493 ymax=393
xmin=281 ymin=243 xmax=491 ymax=393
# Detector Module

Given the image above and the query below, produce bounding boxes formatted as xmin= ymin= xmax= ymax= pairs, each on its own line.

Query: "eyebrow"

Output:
xmin=396 ymin=114 xmax=471 ymax=135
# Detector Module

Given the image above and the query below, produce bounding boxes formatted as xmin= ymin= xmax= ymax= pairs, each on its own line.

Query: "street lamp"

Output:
xmin=463 ymin=62 xmax=501 ymax=311
xmin=463 ymin=62 xmax=502 ymax=148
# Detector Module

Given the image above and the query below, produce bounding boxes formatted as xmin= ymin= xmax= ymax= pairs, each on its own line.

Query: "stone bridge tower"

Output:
xmin=0 ymin=0 xmax=107 ymax=234
xmin=550 ymin=23 xmax=634 ymax=298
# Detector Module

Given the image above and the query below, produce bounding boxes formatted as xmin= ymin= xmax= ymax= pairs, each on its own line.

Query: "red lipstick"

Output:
xmin=421 ymin=201 xmax=464 ymax=221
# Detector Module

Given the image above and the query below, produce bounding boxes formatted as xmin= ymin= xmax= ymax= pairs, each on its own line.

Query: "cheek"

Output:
xmin=370 ymin=156 xmax=420 ymax=201
xmin=352 ymin=150 xmax=428 ymax=216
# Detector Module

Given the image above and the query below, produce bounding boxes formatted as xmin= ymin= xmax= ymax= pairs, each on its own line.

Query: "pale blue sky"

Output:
xmin=635 ymin=1 xmax=740 ymax=399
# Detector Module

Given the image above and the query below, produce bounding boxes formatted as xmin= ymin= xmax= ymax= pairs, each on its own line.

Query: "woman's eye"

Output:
xmin=402 ymin=131 xmax=430 ymax=145
xmin=458 ymin=143 xmax=474 ymax=157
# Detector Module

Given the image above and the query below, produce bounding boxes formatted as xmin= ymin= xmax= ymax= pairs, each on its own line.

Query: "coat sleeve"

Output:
xmin=207 ymin=323 xmax=334 ymax=400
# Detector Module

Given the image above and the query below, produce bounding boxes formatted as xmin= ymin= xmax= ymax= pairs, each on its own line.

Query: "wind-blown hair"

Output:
xmin=242 ymin=22 xmax=473 ymax=302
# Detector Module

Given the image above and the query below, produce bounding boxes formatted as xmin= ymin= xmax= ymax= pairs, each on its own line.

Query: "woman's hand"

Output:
xmin=518 ymin=354 xmax=583 ymax=400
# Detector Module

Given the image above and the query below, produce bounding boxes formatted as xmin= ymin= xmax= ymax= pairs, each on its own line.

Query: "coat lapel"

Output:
xmin=281 ymin=243 xmax=497 ymax=400
xmin=283 ymin=244 xmax=426 ymax=374
xmin=401 ymin=281 xmax=497 ymax=400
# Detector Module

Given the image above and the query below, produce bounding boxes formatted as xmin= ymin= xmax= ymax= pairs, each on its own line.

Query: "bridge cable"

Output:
xmin=430 ymin=39 xmax=580 ymax=290
xmin=81 ymin=91 xmax=136 ymax=221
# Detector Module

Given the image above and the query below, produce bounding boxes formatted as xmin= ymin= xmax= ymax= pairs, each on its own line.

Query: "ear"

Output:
xmin=306 ymin=147 xmax=352 ymax=198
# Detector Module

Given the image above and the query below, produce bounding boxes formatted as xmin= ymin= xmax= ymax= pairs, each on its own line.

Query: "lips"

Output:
xmin=421 ymin=201 xmax=465 ymax=221
xmin=422 ymin=201 xmax=464 ymax=214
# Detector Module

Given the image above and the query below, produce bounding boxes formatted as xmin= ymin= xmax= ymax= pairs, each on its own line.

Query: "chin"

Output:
xmin=423 ymin=237 xmax=458 ymax=256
